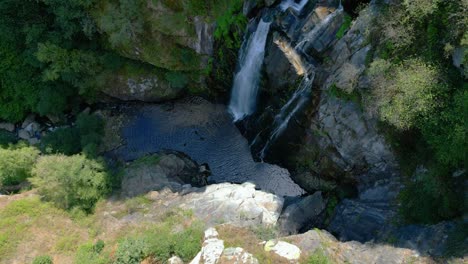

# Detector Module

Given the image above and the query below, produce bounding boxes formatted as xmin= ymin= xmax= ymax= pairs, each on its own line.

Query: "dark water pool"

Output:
xmin=112 ymin=97 xmax=304 ymax=197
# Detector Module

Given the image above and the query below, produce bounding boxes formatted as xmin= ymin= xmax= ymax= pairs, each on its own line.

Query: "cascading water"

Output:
xmin=280 ymin=0 xmax=309 ymax=12
xmin=228 ymin=20 xmax=271 ymax=121
xmin=259 ymin=73 xmax=314 ymax=160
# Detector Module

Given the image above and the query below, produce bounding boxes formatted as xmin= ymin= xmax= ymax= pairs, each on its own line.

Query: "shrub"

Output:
xmin=41 ymin=113 xmax=104 ymax=156
xmin=75 ymin=241 xmax=109 ymax=264
xmin=398 ymin=168 xmax=462 ymax=223
xmin=336 ymin=14 xmax=352 ymax=39
xmin=32 ymin=255 xmax=53 ymax=264
xmin=368 ymin=58 xmax=442 ymax=130
xmin=0 ymin=146 xmax=40 ymax=188
xmin=114 ymin=237 xmax=148 ymax=264
xmin=41 ymin=127 xmax=81 ymax=155
xmin=307 ymin=249 xmax=331 ymax=264
xmin=0 ymin=131 xmax=17 ymax=146
xmin=30 ymin=154 xmax=109 ymax=211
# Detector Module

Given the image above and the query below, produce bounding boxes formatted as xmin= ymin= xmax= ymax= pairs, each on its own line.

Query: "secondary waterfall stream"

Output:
xmin=280 ymin=0 xmax=309 ymax=12
xmin=259 ymin=74 xmax=314 ymax=159
xmin=228 ymin=20 xmax=271 ymax=121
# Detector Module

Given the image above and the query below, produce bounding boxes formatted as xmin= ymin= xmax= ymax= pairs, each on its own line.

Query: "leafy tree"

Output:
xmin=31 ymin=154 xmax=109 ymax=211
xmin=41 ymin=113 xmax=104 ymax=156
xmin=368 ymin=58 xmax=442 ymax=130
xmin=41 ymin=127 xmax=82 ymax=155
xmin=0 ymin=145 xmax=40 ymax=188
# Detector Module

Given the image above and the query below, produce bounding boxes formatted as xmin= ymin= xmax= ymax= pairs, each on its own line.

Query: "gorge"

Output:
xmin=0 ymin=0 xmax=466 ymax=263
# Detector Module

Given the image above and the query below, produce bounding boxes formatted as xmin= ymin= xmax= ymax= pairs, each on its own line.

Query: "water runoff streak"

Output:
xmin=259 ymin=73 xmax=314 ymax=160
xmin=229 ymin=20 xmax=271 ymax=121
xmin=280 ymin=0 xmax=309 ymax=13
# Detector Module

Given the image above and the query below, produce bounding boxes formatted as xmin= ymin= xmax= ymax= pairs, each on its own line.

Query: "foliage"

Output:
xmin=214 ymin=0 xmax=246 ymax=49
xmin=113 ymin=220 xmax=203 ymax=263
xmin=368 ymin=58 xmax=442 ymax=130
xmin=41 ymin=127 xmax=81 ymax=155
xmin=165 ymin=72 xmax=189 ymax=89
xmin=30 ymin=154 xmax=109 ymax=211
xmin=0 ymin=131 xmax=17 ymax=146
xmin=306 ymin=249 xmax=331 ymax=264
xmin=0 ymin=146 xmax=40 ymax=188
xmin=41 ymin=113 xmax=104 ymax=156
xmin=0 ymin=0 xmax=141 ymax=122
xmin=75 ymin=241 xmax=109 ymax=264
xmin=0 ymin=197 xmax=64 ymax=260
xmin=209 ymin=0 xmax=246 ymax=96
xmin=114 ymin=237 xmax=148 ymax=264
xmin=398 ymin=167 xmax=462 ymax=224
xmin=32 ymin=255 xmax=53 ymax=264
xmin=365 ymin=0 xmax=467 ymax=223
xmin=336 ymin=14 xmax=352 ymax=39
xmin=96 ymin=0 xmax=145 ymax=49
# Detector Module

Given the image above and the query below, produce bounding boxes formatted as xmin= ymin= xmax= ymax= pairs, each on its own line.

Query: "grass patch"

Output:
xmin=336 ymin=14 xmax=352 ymax=39
xmin=304 ymin=248 xmax=331 ymax=264
xmin=0 ymin=196 xmax=67 ymax=259
xmin=218 ymin=225 xmax=289 ymax=264
xmin=327 ymin=84 xmax=362 ymax=107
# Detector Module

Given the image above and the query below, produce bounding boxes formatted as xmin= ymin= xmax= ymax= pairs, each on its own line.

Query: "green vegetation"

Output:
xmin=113 ymin=213 xmax=203 ymax=263
xmin=0 ymin=145 xmax=40 ymax=190
xmin=209 ymin=0 xmax=247 ymax=96
xmin=364 ymin=0 xmax=466 ymax=223
xmin=31 ymin=154 xmax=109 ymax=211
xmin=305 ymin=249 xmax=331 ymax=264
xmin=41 ymin=113 xmax=104 ymax=156
xmin=0 ymin=131 xmax=17 ymax=146
xmin=74 ymin=241 xmax=109 ymax=264
xmin=327 ymin=83 xmax=362 ymax=107
xmin=336 ymin=14 xmax=352 ymax=39
xmin=32 ymin=255 xmax=53 ymax=264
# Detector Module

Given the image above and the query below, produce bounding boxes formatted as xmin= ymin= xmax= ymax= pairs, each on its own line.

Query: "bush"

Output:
xmin=32 ymin=255 xmax=53 ymax=264
xmin=307 ymin=249 xmax=331 ymax=264
xmin=398 ymin=168 xmax=462 ymax=223
xmin=0 ymin=146 xmax=40 ymax=188
xmin=368 ymin=58 xmax=442 ymax=130
xmin=0 ymin=131 xmax=17 ymax=146
xmin=41 ymin=113 xmax=104 ymax=156
xmin=114 ymin=237 xmax=148 ymax=264
xmin=113 ymin=214 xmax=203 ymax=263
xmin=75 ymin=241 xmax=109 ymax=264
xmin=41 ymin=127 xmax=81 ymax=155
xmin=30 ymin=154 xmax=109 ymax=211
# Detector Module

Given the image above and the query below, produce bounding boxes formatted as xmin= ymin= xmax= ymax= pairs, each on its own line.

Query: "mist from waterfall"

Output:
xmin=228 ymin=20 xmax=271 ymax=121
xmin=280 ymin=0 xmax=309 ymax=12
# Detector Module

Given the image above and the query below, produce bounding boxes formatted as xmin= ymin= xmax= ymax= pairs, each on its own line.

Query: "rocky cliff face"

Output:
xmin=235 ymin=0 xmax=462 ymax=249
xmin=93 ymin=0 xmax=238 ymax=102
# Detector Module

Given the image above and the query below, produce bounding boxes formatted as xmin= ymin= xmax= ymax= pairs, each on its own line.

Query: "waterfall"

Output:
xmin=228 ymin=20 xmax=271 ymax=121
xmin=280 ymin=0 xmax=309 ymax=13
xmin=259 ymin=73 xmax=315 ymax=160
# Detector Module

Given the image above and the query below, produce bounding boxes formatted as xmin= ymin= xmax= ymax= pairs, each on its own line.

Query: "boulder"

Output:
xmin=286 ymin=230 xmax=435 ymax=264
xmin=190 ymin=228 xmax=224 ymax=264
xmin=264 ymin=240 xmax=301 ymax=262
xmin=0 ymin=123 xmax=15 ymax=132
xmin=278 ymin=192 xmax=326 ymax=235
xmin=180 ymin=182 xmax=284 ymax=227
xmin=218 ymin=247 xmax=259 ymax=264
xmin=121 ymin=152 xmax=206 ymax=197
xmin=191 ymin=228 xmax=259 ymax=264
xmin=168 ymin=256 xmax=184 ymax=264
